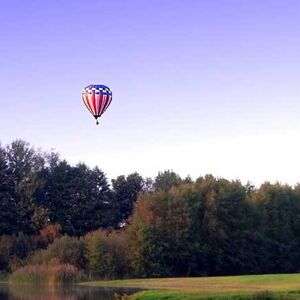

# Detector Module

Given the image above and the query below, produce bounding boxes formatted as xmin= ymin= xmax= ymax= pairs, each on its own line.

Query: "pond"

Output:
xmin=0 ymin=283 xmax=141 ymax=300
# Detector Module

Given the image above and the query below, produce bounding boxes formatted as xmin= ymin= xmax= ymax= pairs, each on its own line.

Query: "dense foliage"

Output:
xmin=1 ymin=140 xmax=300 ymax=279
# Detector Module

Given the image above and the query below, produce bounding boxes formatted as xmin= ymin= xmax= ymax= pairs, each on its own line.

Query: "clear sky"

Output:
xmin=1 ymin=0 xmax=300 ymax=186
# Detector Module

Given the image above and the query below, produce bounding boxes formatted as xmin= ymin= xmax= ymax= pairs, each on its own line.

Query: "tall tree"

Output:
xmin=5 ymin=140 xmax=47 ymax=233
xmin=252 ymin=183 xmax=300 ymax=273
xmin=44 ymin=162 xmax=112 ymax=236
xmin=153 ymin=170 xmax=182 ymax=192
xmin=111 ymin=172 xmax=145 ymax=226
xmin=0 ymin=145 xmax=17 ymax=234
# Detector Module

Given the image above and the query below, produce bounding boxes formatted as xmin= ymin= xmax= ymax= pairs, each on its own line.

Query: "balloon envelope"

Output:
xmin=82 ymin=84 xmax=112 ymax=122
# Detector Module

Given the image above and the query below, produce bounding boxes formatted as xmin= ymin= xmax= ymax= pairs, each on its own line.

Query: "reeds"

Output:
xmin=10 ymin=263 xmax=84 ymax=285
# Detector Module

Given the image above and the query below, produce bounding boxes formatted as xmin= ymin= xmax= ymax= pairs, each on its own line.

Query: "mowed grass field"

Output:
xmin=82 ymin=274 xmax=300 ymax=299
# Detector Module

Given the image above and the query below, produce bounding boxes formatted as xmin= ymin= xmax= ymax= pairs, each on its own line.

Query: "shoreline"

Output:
xmin=80 ymin=274 xmax=300 ymax=300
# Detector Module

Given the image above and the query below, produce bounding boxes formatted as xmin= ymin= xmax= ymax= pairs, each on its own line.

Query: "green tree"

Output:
xmin=252 ymin=183 xmax=300 ymax=273
xmin=126 ymin=185 xmax=193 ymax=277
xmin=153 ymin=170 xmax=182 ymax=192
xmin=5 ymin=140 xmax=48 ymax=233
xmin=0 ymin=145 xmax=17 ymax=234
xmin=44 ymin=162 xmax=112 ymax=235
xmin=111 ymin=172 xmax=145 ymax=226
xmin=85 ymin=231 xmax=115 ymax=279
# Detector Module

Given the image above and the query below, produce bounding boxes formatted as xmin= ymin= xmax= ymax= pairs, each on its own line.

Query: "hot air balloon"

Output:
xmin=82 ymin=84 xmax=112 ymax=125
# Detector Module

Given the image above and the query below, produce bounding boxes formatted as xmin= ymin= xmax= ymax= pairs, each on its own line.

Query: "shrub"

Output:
xmin=85 ymin=230 xmax=128 ymax=279
xmin=28 ymin=235 xmax=86 ymax=270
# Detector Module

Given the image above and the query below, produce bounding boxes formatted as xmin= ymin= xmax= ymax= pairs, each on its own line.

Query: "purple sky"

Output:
xmin=1 ymin=1 xmax=300 ymax=185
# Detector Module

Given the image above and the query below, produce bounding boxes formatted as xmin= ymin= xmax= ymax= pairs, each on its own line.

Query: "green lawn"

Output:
xmin=81 ymin=274 xmax=300 ymax=299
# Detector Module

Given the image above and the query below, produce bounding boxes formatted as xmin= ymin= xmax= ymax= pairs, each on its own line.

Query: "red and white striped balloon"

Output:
xmin=82 ymin=84 xmax=112 ymax=124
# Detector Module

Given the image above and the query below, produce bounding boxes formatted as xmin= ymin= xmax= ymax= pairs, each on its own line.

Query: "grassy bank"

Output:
xmin=82 ymin=274 xmax=300 ymax=299
xmin=130 ymin=290 xmax=300 ymax=300
xmin=10 ymin=263 xmax=84 ymax=285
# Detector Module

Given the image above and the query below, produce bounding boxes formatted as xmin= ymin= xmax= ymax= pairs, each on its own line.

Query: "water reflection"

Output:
xmin=0 ymin=284 xmax=141 ymax=300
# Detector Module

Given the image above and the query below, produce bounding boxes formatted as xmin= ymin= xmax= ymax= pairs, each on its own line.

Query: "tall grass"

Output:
xmin=10 ymin=263 xmax=85 ymax=285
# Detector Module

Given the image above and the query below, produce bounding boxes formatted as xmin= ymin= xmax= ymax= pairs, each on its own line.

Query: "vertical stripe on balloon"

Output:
xmin=83 ymin=94 xmax=94 ymax=115
xmin=99 ymin=94 xmax=107 ymax=116
xmin=103 ymin=95 xmax=112 ymax=113
xmin=91 ymin=92 xmax=97 ymax=115
xmin=95 ymin=93 xmax=100 ymax=116
xmin=98 ymin=94 xmax=104 ymax=116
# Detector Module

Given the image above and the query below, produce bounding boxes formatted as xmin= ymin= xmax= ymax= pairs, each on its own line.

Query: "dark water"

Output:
xmin=0 ymin=284 xmax=141 ymax=300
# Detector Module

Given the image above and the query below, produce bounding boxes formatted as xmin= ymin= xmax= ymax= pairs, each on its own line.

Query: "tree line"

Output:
xmin=0 ymin=140 xmax=147 ymax=236
xmin=1 ymin=139 xmax=300 ymax=278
